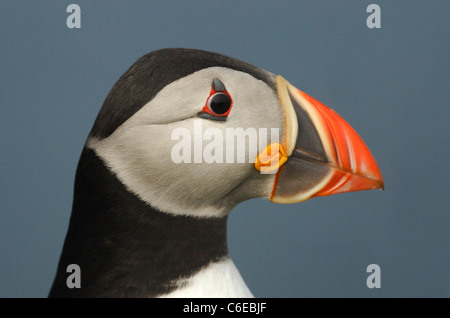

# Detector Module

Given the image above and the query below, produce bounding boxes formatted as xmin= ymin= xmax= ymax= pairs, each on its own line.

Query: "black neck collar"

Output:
xmin=49 ymin=148 xmax=228 ymax=297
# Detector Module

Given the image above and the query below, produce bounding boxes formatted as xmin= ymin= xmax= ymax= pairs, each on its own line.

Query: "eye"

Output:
xmin=206 ymin=92 xmax=232 ymax=115
xmin=198 ymin=78 xmax=233 ymax=121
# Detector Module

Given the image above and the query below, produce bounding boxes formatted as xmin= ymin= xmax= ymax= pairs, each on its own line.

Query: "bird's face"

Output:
xmin=88 ymin=51 xmax=383 ymax=218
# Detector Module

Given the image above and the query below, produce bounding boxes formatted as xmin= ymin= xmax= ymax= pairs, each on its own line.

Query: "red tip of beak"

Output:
xmin=297 ymin=90 xmax=384 ymax=197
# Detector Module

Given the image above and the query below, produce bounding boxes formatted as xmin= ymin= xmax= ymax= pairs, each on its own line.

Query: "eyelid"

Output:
xmin=212 ymin=78 xmax=226 ymax=91
xmin=198 ymin=112 xmax=227 ymax=121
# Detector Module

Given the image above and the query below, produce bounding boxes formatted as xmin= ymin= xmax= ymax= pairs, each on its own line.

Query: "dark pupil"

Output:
xmin=210 ymin=93 xmax=231 ymax=114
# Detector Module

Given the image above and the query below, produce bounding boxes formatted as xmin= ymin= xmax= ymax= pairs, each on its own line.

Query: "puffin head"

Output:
xmin=87 ymin=48 xmax=383 ymax=219
xmin=50 ymin=48 xmax=384 ymax=298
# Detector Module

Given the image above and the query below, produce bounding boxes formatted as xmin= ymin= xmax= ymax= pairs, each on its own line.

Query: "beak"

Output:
xmin=266 ymin=76 xmax=384 ymax=203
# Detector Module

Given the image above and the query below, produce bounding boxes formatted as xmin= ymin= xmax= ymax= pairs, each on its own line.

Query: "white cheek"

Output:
xmin=88 ymin=120 xmax=255 ymax=217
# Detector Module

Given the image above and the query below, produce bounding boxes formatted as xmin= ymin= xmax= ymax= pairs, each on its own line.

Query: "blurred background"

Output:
xmin=1 ymin=1 xmax=448 ymax=297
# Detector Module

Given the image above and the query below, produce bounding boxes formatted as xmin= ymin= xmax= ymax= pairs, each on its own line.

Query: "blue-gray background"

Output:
xmin=1 ymin=1 xmax=448 ymax=297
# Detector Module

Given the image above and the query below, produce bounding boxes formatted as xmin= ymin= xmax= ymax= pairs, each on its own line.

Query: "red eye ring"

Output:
xmin=199 ymin=79 xmax=233 ymax=120
xmin=205 ymin=92 xmax=232 ymax=116
xmin=201 ymin=89 xmax=232 ymax=118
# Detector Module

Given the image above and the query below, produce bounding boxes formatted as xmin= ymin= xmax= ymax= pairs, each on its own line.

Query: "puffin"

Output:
xmin=49 ymin=48 xmax=383 ymax=297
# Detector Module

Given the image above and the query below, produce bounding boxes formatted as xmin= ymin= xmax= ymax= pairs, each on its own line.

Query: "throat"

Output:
xmin=49 ymin=148 xmax=229 ymax=297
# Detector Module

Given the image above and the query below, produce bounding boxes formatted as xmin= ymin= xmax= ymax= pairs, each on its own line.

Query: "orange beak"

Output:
xmin=268 ymin=76 xmax=384 ymax=203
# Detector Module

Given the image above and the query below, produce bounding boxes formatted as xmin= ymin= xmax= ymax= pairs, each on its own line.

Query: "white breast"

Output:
xmin=159 ymin=257 xmax=254 ymax=298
